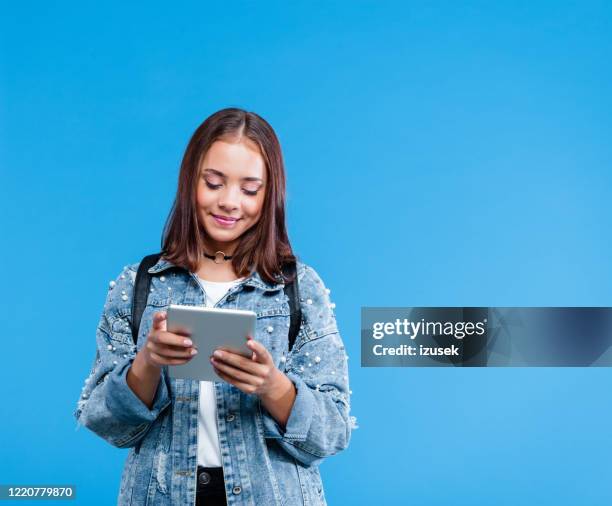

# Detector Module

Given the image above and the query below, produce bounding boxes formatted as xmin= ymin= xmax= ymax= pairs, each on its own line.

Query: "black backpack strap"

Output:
xmin=131 ymin=255 xmax=301 ymax=352
xmin=131 ymin=253 xmax=163 ymax=345
xmin=282 ymin=261 xmax=302 ymax=353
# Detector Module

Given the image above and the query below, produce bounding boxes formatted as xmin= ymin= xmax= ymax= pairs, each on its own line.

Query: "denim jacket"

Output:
xmin=74 ymin=257 xmax=354 ymax=505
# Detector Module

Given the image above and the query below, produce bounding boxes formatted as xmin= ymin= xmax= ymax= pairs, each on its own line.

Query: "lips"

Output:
xmin=212 ymin=214 xmax=240 ymax=226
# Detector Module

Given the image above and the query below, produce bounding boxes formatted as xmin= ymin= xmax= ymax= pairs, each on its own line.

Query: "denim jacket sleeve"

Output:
xmin=260 ymin=263 xmax=353 ymax=467
xmin=73 ymin=264 xmax=171 ymax=448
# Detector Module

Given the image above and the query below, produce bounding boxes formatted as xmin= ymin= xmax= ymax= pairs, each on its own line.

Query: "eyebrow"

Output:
xmin=203 ymin=168 xmax=263 ymax=183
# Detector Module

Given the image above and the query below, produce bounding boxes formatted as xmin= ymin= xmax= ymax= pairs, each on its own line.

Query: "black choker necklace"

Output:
xmin=204 ymin=251 xmax=233 ymax=264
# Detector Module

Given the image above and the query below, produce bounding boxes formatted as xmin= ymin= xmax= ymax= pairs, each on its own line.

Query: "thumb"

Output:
xmin=152 ymin=311 xmax=167 ymax=331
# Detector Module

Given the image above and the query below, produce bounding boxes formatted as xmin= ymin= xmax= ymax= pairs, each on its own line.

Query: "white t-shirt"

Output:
xmin=196 ymin=276 xmax=244 ymax=467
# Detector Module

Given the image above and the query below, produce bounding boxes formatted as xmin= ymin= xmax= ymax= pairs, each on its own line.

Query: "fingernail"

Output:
xmin=213 ymin=350 xmax=222 ymax=358
xmin=184 ymin=338 xmax=193 ymax=346
xmin=190 ymin=348 xmax=198 ymax=355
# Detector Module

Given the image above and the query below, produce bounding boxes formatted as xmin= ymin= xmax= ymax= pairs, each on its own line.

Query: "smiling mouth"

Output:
xmin=212 ymin=214 xmax=240 ymax=225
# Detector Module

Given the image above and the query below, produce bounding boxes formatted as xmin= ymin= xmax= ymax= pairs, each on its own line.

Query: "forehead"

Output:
xmin=201 ymin=140 xmax=265 ymax=179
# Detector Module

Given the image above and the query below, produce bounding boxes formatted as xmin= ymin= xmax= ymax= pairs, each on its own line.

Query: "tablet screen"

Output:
xmin=166 ymin=304 xmax=256 ymax=382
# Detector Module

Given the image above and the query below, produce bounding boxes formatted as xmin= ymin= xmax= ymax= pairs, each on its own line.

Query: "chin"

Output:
xmin=207 ymin=230 xmax=241 ymax=243
xmin=206 ymin=225 xmax=245 ymax=244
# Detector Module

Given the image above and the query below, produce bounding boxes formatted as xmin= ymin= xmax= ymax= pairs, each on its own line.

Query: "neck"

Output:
xmin=203 ymin=238 xmax=238 ymax=257
xmin=196 ymin=260 xmax=240 ymax=282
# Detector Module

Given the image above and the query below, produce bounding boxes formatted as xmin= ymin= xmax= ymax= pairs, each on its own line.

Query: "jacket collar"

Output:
xmin=147 ymin=256 xmax=285 ymax=292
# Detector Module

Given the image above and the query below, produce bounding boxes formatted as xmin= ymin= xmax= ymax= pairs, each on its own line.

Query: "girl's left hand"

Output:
xmin=210 ymin=337 xmax=285 ymax=397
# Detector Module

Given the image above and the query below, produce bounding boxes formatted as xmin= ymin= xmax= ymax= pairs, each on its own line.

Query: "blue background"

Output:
xmin=2 ymin=1 xmax=611 ymax=504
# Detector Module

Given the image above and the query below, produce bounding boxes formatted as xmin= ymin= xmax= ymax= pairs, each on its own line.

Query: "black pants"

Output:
xmin=196 ymin=466 xmax=227 ymax=506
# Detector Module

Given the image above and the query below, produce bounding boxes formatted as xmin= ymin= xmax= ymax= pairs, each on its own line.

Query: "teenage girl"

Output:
xmin=74 ymin=108 xmax=353 ymax=506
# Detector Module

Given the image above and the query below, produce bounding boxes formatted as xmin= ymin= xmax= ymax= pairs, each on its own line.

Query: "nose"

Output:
xmin=218 ymin=185 xmax=240 ymax=212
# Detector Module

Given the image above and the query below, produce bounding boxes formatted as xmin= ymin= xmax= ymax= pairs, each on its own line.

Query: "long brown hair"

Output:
xmin=161 ymin=108 xmax=295 ymax=284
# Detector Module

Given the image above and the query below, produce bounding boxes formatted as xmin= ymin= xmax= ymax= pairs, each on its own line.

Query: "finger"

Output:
xmin=246 ymin=335 xmax=256 ymax=361
xmin=148 ymin=341 xmax=197 ymax=358
xmin=152 ymin=311 xmax=167 ymax=331
xmin=212 ymin=349 xmax=267 ymax=376
xmin=213 ymin=367 xmax=258 ymax=395
xmin=210 ymin=357 xmax=263 ymax=387
xmin=246 ymin=339 xmax=273 ymax=365
xmin=153 ymin=330 xmax=193 ymax=348
xmin=149 ymin=350 xmax=193 ymax=366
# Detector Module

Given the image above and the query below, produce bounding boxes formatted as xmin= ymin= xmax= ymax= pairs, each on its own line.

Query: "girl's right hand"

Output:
xmin=141 ymin=311 xmax=198 ymax=368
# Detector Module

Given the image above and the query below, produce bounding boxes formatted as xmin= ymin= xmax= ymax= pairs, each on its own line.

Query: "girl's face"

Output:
xmin=196 ymin=139 xmax=266 ymax=252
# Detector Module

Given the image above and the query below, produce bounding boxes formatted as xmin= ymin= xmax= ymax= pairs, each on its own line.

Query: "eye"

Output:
xmin=202 ymin=172 xmax=224 ymax=189
xmin=242 ymin=182 xmax=262 ymax=196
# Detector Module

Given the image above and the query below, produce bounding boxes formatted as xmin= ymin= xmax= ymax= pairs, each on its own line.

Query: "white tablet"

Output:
xmin=166 ymin=304 xmax=256 ymax=382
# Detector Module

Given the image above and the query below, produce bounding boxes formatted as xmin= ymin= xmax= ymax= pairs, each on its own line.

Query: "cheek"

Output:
xmin=196 ymin=186 xmax=213 ymax=209
xmin=243 ymin=196 xmax=265 ymax=220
